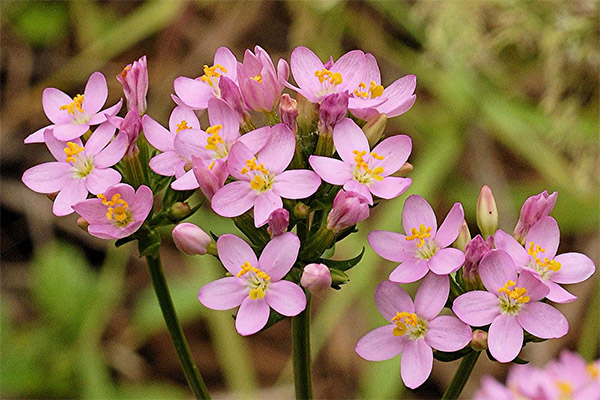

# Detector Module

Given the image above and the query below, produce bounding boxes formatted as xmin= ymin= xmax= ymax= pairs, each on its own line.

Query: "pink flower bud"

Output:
xmin=470 ymin=329 xmax=488 ymax=351
xmin=172 ymin=223 xmax=211 ymax=256
xmin=513 ymin=190 xmax=558 ymax=244
xmin=116 ymin=56 xmax=148 ymax=115
xmin=318 ymin=92 xmax=349 ymax=134
xmin=476 ymin=185 xmax=498 ymax=239
xmin=219 ymin=76 xmax=249 ymax=122
xmin=463 ymin=234 xmax=493 ymax=284
xmin=327 ymin=190 xmax=370 ymax=233
xmin=454 ymin=220 xmax=471 ymax=251
xmin=119 ymin=109 xmax=142 ymax=157
xmin=279 ymin=94 xmax=299 ymax=133
xmin=267 ymin=208 xmax=289 ymax=237
xmin=77 ymin=216 xmax=89 ymax=231
xmin=237 ymin=46 xmax=283 ymax=112
xmin=301 ymin=263 xmax=332 ymax=293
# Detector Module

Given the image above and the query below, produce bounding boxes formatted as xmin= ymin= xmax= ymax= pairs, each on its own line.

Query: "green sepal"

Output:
xmin=330 ymin=268 xmax=349 ymax=289
xmin=320 ymin=247 xmax=365 ymax=271
xmin=433 ymin=346 xmax=473 ymax=362
xmin=512 ymin=356 xmax=530 ymax=365
xmin=334 ymin=225 xmax=359 ymax=242
xmin=138 ymin=230 xmax=161 ymax=258
xmin=115 ymin=236 xmax=136 ymax=247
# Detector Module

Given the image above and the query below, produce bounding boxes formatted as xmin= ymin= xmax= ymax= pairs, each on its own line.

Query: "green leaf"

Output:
xmin=320 ymin=247 xmax=365 ymax=271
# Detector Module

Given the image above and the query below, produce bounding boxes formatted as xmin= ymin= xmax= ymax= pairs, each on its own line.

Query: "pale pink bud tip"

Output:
xmin=172 ymin=223 xmax=211 ymax=256
xmin=268 ymin=208 xmax=289 ymax=237
xmin=117 ymin=55 xmax=148 ymax=115
xmin=513 ymin=190 xmax=558 ymax=243
xmin=327 ymin=190 xmax=370 ymax=233
xmin=476 ymin=185 xmax=498 ymax=239
xmin=470 ymin=329 xmax=488 ymax=351
xmin=301 ymin=263 xmax=332 ymax=293
xmin=77 ymin=217 xmax=89 ymax=231
xmin=279 ymin=94 xmax=299 ymax=132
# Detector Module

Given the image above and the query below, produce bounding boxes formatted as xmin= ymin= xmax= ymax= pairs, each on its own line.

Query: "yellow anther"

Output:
xmin=199 ymin=64 xmax=228 ymax=87
xmin=391 ymin=311 xmax=419 ymax=336
xmin=315 ymin=68 xmax=343 ymax=85
xmin=176 ymin=120 xmax=191 ymax=133
xmin=120 ymin=65 xmax=131 ymax=78
xmin=587 ymin=363 xmax=599 ymax=379
xmin=555 ymin=381 xmax=573 ymax=397
xmin=242 ymin=158 xmax=269 ymax=175
xmin=405 ymin=224 xmax=432 ymax=248
xmin=370 ymin=152 xmax=385 ymax=160
xmin=237 ymin=261 xmax=271 ymax=281
xmin=250 ymin=175 xmax=266 ymax=191
xmin=64 ymin=142 xmax=85 ymax=163
xmin=354 ymin=81 xmax=384 ymax=99
xmin=59 ymin=94 xmax=85 ymax=115
xmin=205 ymin=124 xmax=224 ymax=150
xmin=97 ymin=193 xmax=130 ymax=223
xmin=208 ymin=161 xmax=215 ymax=170
xmin=498 ymin=281 xmax=530 ymax=303
xmin=528 ymin=242 xmax=562 ymax=273
xmin=251 ymin=74 xmax=262 ymax=83
xmin=369 ymin=81 xmax=384 ymax=98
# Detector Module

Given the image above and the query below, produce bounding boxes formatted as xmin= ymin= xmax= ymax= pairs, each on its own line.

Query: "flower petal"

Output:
xmin=53 ymin=179 xmax=88 ymax=216
xmin=333 ymin=118 xmax=369 ymax=164
xmin=375 ymin=280 xmax=414 ymax=320
xmin=371 ymin=134 xmax=412 ymax=176
xmin=129 ymin=185 xmax=153 ymax=222
xmin=171 ymin=169 xmax=199 ymax=191
xmin=389 ymin=258 xmax=429 ymax=284
xmin=83 ymin=72 xmax=108 ymax=114
xmin=85 ymin=121 xmax=116 ymax=156
xmin=427 ymin=247 xmax=465 ymax=275
xmin=198 ymin=277 xmax=247 ymax=310
xmin=378 ymin=75 xmax=417 ymax=116
xmin=368 ymin=230 xmax=417 ymax=263
xmin=517 ymin=301 xmax=568 ymax=339
xmin=265 ymin=280 xmax=306 ymax=316
xmin=425 ymin=315 xmax=472 ymax=352
xmin=402 ymin=195 xmax=437 ymax=237
xmin=173 ymin=128 xmax=208 ymax=160
xmin=435 ymin=203 xmax=464 ymax=248
xmin=52 ymin=124 xmax=90 ymax=141
xmin=494 ymin=229 xmax=530 ymax=267
xmin=479 ymin=250 xmax=518 ymax=292
xmin=84 ymin=168 xmax=121 ymax=195
xmin=414 ymin=273 xmax=449 ymax=320
xmin=517 ymin=270 xmax=549 ymax=301
xmin=355 ymin=324 xmax=406 ymax=361
xmin=552 ymin=252 xmax=596 ymax=284
xmin=257 ymin=124 xmax=295 ymax=174
xmin=71 ymin=198 xmax=108 ymax=224
xmin=331 ymin=50 xmax=366 ymax=93
xmin=227 ymin=141 xmax=256 ymax=181
xmin=42 ymin=88 xmax=73 ymax=125
xmin=217 ymin=234 xmax=258 ymax=275
xmin=545 ymin=280 xmax=577 ymax=303
xmin=308 ymin=156 xmax=352 ymax=185
xmin=452 ymin=290 xmax=500 ymax=326
xmin=208 ymin=98 xmax=239 ymax=143
xmin=253 ymin=190 xmax=283 ymax=228
xmin=290 ymin=46 xmax=324 ymax=96
xmin=525 ymin=217 xmax=560 ymax=259
xmin=488 ymin=314 xmax=523 ymax=363
xmin=237 ymin=126 xmax=271 ymax=154
xmin=149 ymin=151 xmax=183 ymax=176
xmin=22 ymin=162 xmax=72 ymax=194
xmin=142 ymin=114 xmax=174 ymax=152
xmin=169 ymin=105 xmax=200 ymax=133
xmin=235 ymin=297 xmax=270 ymax=336
xmin=273 ymin=170 xmax=321 ymax=199
xmin=343 ymin=180 xmax=373 ymax=204
xmin=94 ymin=132 xmax=128 ymax=168
xmin=212 ymin=181 xmax=256 ymax=218
xmin=88 ymin=99 xmax=122 ymax=125
xmin=24 ymin=125 xmax=52 ymax=144
xmin=401 ymin=339 xmax=433 ymax=389
xmin=369 ymin=176 xmax=412 ymax=200
xmin=173 ymin=76 xmax=213 ymax=109
xmin=259 ymin=232 xmax=300 ymax=281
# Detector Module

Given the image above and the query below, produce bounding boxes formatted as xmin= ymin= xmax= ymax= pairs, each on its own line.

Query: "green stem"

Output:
xmin=441 ymin=351 xmax=480 ymax=400
xmin=145 ymin=255 xmax=211 ymax=399
xmin=292 ymin=294 xmax=312 ymax=399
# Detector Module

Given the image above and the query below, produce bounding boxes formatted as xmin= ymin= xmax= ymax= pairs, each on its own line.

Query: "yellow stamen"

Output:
xmin=369 ymin=81 xmax=384 ymax=98
xmin=587 ymin=363 xmax=599 ymax=379
xmin=120 ymin=65 xmax=131 ymax=78
xmin=315 ymin=68 xmax=343 ymax=85
xmin=199 ymin=64 xmax=227 ymax=87
xmin=250 ymin=175 xmax=266 ymax=191
xmin=555 ymin=381 xmax=573 ymax=397
xmin=354 ymin=81 xmax=384 ymax=99
xmin=251 ymin=74 xmax=262 ymax=83
xmin=59 ymin=94 xmax=85 ymax=115
xmin=64 ymin=142 xmax=85 ymax=163
xmin=405 ymin=224 xmax=432 ymax=248
xmin=176 ymin=120 xmax=191 ymax=133
xmin=528 ymin=242 xmax=562 ymax=273
xmin=498 ymin=281 xmax=530 ymax=303
xmin=205 ymin=124 xmax=224 ymax=150
xmin=97 ymin=193 xmax=130 ymax=223
xmin=391 ymin=311 xmax=419 ymax=336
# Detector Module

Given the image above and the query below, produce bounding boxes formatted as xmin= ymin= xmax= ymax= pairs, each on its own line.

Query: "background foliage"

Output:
xmin=1 ymin=1 xmax=598 ymax=398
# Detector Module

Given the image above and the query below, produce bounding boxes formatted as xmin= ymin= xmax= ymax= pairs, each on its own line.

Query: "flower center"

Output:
xmin=97 ymin=193 xmax=133 ymax=227
xmin=176 ymin=120 xmax=191 ymax=133
xmin=555 ymin=381 xmax=573 ymax=399
xmin=59 ymin=94 xmax=85 ymax=115
xmin=314 ymin=68 xmax=343 ymax=97
xmin=205 ymin=124 xmax=229 ymax=158
xmin=64 ymin=142 xmax=94 ymax=178
xmin=251 ymin=74 xmax=262 ymax=83
xmin=354 ymin=81 xmax=384 ymax=99
xmin=352 ymin=150 xmax=385 ymax=185
xmin=498 ymin=280 xmax=530 ymax=315
xmin=237 ymin=261 xmax=271 ymax=300
xmin=241 ymin=158 xmax=274 ymax=193
xmin=64 ymin=142 xmax=85 ymax=163
xmin=406 ymin=224 xmax=432 ymax=248
xmin=391 ymin=311 xmax=427 ymax=340
xmin=527 ymin=242 xmax=561 ymax=279
xmin=200 ymin=64 xmax=227 ymax=89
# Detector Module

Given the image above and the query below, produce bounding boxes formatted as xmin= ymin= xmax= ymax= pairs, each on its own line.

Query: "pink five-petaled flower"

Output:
xmin=72 ymin=183 xmax=153 ymax=239
xmin=22 ymin=125 xmax=127 ymax=216
xmin=355 ymin=275 xmax=472 ymax=389
xmin=368 ymin=194 xmax=465 ymax=283
xmin=494 ymin=216 xmax=596 ymax=303
xmin=25 ymin=72 xmax=123 ymax=143
xmin=452 ymin=249 xmax=569 ymax=363
xmin=212 ymin=123 xmax=321 ymax=227
xmin=198 ymin=233 xmax=306 ymax=336
xmin=309 ymin=118 xmax=412 ymax=204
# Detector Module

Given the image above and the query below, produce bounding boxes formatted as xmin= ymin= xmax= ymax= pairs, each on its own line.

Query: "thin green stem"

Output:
xmin=145 ymin=255 xmax=211 ymax=399
xmin=441 ymin=351 xmax=481 ymax=400
xmin=292 ymin=294 xmax=312 ymax=399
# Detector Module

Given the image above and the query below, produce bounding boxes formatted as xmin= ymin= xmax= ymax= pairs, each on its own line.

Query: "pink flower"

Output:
xmin=355 ymin=275 xmax=472 ymax=389
xmin=513 ymin=190 xmax=558 ymax=244
xmin=368 ymin=195 xmax=465 ymax=283
xmin=116 ymin=55 xmax=148 ymax=115
xmin=237 ymin=46 xmax=288 ymax=112
xmin=544 ymin=351 xmax=600 ymax=399
xmin=309 ymin=118 xmax=412 ymax=204
xmin=463 ymin=234 xmax=494 ymax=284
xmin=25 ymin=72 xmax=123 ymax=143
xmin=72 ymin=183 xmax=153 ymax=239
xmin=452 ymin=249 xmax=569 ymax=363
xmin=173 ymin=47 xmax=239 ymax=110
xmin=326 ymin=189 xmax=369 ymax=232
xmin=198 ymin=233 xmax=306 ymax=336
xmin=22 ymin=125 xmax=127 ymax=216
xmin=212 ymin=124 xmax=321 ymax=227
xmin=495 ymin=217 xmax=596 ymax=303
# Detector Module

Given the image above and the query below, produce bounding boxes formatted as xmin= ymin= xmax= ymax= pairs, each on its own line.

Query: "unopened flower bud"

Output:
xmin=363 ymin=113 xmax=388 ymax=147
xmin=454 ymin=220 xmax=471 ymax=251
xmin=119 ymin=109 xmax=142 ymax=157
xmin=301 ymin=263 xmax=332 ymax=293
xmin=470 ymin=329 xmax=488 ymax=351
xmin=293 ymin=202 xmax=309 ymax=219
xmin=394 ymin=162 xmax=413 ymax=177
xmin=279 ymin=94 xmax=299 ymax=133
xmin=477 ymin=185 xmax=498 ymax=239
xmin=296 ymin=93 xmax=318 ymax=134
xmin=323 ymin=55 xmax=335 ymax=70
xmin=169 ymin=202 xmax=191 ymax=220
xmin=116 ymin=55 xmax=148 ymax=115
xmin=513 ymin=190 xmax=558 ymax=244
xmin=327 ymin=190 xmax=369 ymax=233
xmin=172 ymin=223 xmax=211 ymax=256
xmin=330 ymin=268 xmax=350 ymax=287
xmin=267 ymin=208 xmax=289 ymax=237
xmin=77 ymin=217 xmax=89 ymax=231
xmin=318 ymin=92 xmax=348 ymax=134
xmin=462 ymin=234 xmax=493 ymax=286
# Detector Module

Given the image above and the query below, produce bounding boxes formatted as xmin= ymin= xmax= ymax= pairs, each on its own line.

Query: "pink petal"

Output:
xmin=525 ymin=217 xmax=560 ymax=259
xmin=150 ymin=151 xmax=182 ymax=176
xmin=193 ymin=157 xmax=226 ymax=200
xmin=378 ymin=75 xmax=417 ymax=116
xmin=552 ymin=252 xmax=596 ymax=284
xmin=389 ymin=258 xmax=429 ymax=284
xmin=24 ymin=125 xmax=51 ymax=144
xmin=402 ymin=195 xmax=437 ymax=238
xmin=236 ymin=297 xmax=270 ymax=336
xmin=84 ymin=168 xmax=121 ymax=195
xmin=212 ymin=181 xmax=256 ymax=218
xmin=382 ymin=94 xmax=416 ymax=118
xmin=517 ymin=270 xmax=549 ymax=301
xmin=488 ymin=314 xmax=523 ymax=363
xmin=452 ymin=291 xmax=500 ymax=326
xmin=368 ymin=230 xmax=417 ymax=263
xmin=355 ymin=324 xmax=406 ymax=361
xmin=43 ymin=88 xmax=73 ymax=125
xmin=71 ymin=198 xmax=108 ymax=224
xmin=169 ymin=105 xmax=200 ymax=133
xmin=290 ymin=46 xmax=324 ymax=96
xmin=52 ymin=124 xmax=89 ymax=141
xmin=22 ymin=162 xmax=72 ymax=193
xmin=171 ymin=170 xmax=199 ymax=190
xmin=371 ymin=134 xmax=412 ymax=176
xmin=427 ymin=247 xmax=465 ymax=275
xmin=369 ymin=176 xmax=412 ymax=200
xmin=94 ymin=132 xmax=127 ymax=168
xmin=258 ymin=232 xmax=300 ymax=281
xmin=253 ymin=191 xmax=283 ymax=228
xmin=401 ymin=339 xmax=433 ymax=389
xmin=53 ymin=179 xmax=88 ymax=216
xmin=333 ymin=118 xmax=369 ymax=164
xmin=43 ymin=129 xmax=70 ymax=161
xmin=479 ymin=250 xmax=518 ymax=292
xmin=435 ymin=203 xmax=464 ymax=248
xmin=265 ymin=280 xmax=306 ymax=316
xmin=273 ymin=170 xmax=321 ymax=199
xmin=343 ymin=180 xmax=373 ymax=204
xmin=237 ymin=126 xmax=271 ymax=154
xmin=331 ymin=50 xmax=366 ymax=93
xmin=207 ymin=98 xmax=239 ymax=143
xmin=257 ymin=124 xmax=295 ymax=175
xmin=173 ymin=76 xmax=213 ymax=109
xmin=414 ymin=273 xmax=449 ymax=320
xmin=214 ymin=47 xmax=239 ymax=81
xmin=494 ymin=229 xmax=530 ymax=267
xmin=374 ymin=280 xmax=414 ymax=320
xmin=217 ymin=234 xmax=258 ymax=275
xmin=544 ymin=280 xmax=577 ymax=303
xmin=88 ymin=99 xmax=122 ymax=125
xmin=517 ymin=301 xmax=568 ymax=339
xmin=226 ymin=141 xmax=256 ymax=181
xmin=85 ymin=122 xmax=116 ymax=156
xmin=360 ymin=53 xmax=381 ymax=84
xmin=425 ymin=315 xmax=472 ymax=352
xmin=130 ymin=185 xmax=153 ymax=221
xmin=83 ymin=72 xmax=108 ymax=114
xmin=87 ymin=224 xmax=124 ymax=240
xmin=198 ymin=277 xmax=247 ymax=310
xmin=173 ymin=128 xmax=208 ymax=160
xmin=308 ymin=156 xmax=352 ymax=185
xmin=142 ymin=114 xmax=174 ymax=152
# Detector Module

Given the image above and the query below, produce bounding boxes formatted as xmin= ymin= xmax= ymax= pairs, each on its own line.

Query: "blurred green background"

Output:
xmin=1 ymin=1 xmax=598 ymax=398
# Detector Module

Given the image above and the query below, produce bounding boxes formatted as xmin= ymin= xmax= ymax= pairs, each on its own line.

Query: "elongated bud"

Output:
xmin=301 ymin=263 xmax=332 ymax=293
xmin=77 ymin=217 xmax=89 ymax=231
xmin=470 ymin=329 xmax=488 ymax=351
xmin=477 ymin=185 xmax=498 ymax=239
xmin=513 ymin=190 xmax=558 ymax=244
xmin=296 ymin=93 xmax=318 ymax=134
xmin=279 ymin=94 xmax=298 ymax=133
xmin=172 ymin=223 xmax=212 ymax=256
xmin=120 ymin=108 xmax=142 ymax=157
xmin=318 ymin=92 xmax=348 ymax=134
xmin=363 ymin=113 xmax=387 ymax=147
xmin=116 ymin=55 xmax=148 ymax=115
xmin=394 ymin=162 xmax=413 ymax=177
xmin=327 ymin=190 xmax=369 ymax=233
xmin=169 ymin=202 xmax=191 ymax=220
xmin=293 ymin=202 xmax=309 ymax=219
xmin=330 ymin=268 xmax=350 ymax=287
xmin=267 ymin=208 xmax=289 ymax=237
xmin=462 ymin=234 xmax=492 ymax=288
xmin=454 ymin=220 xmax=471 ymax=251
